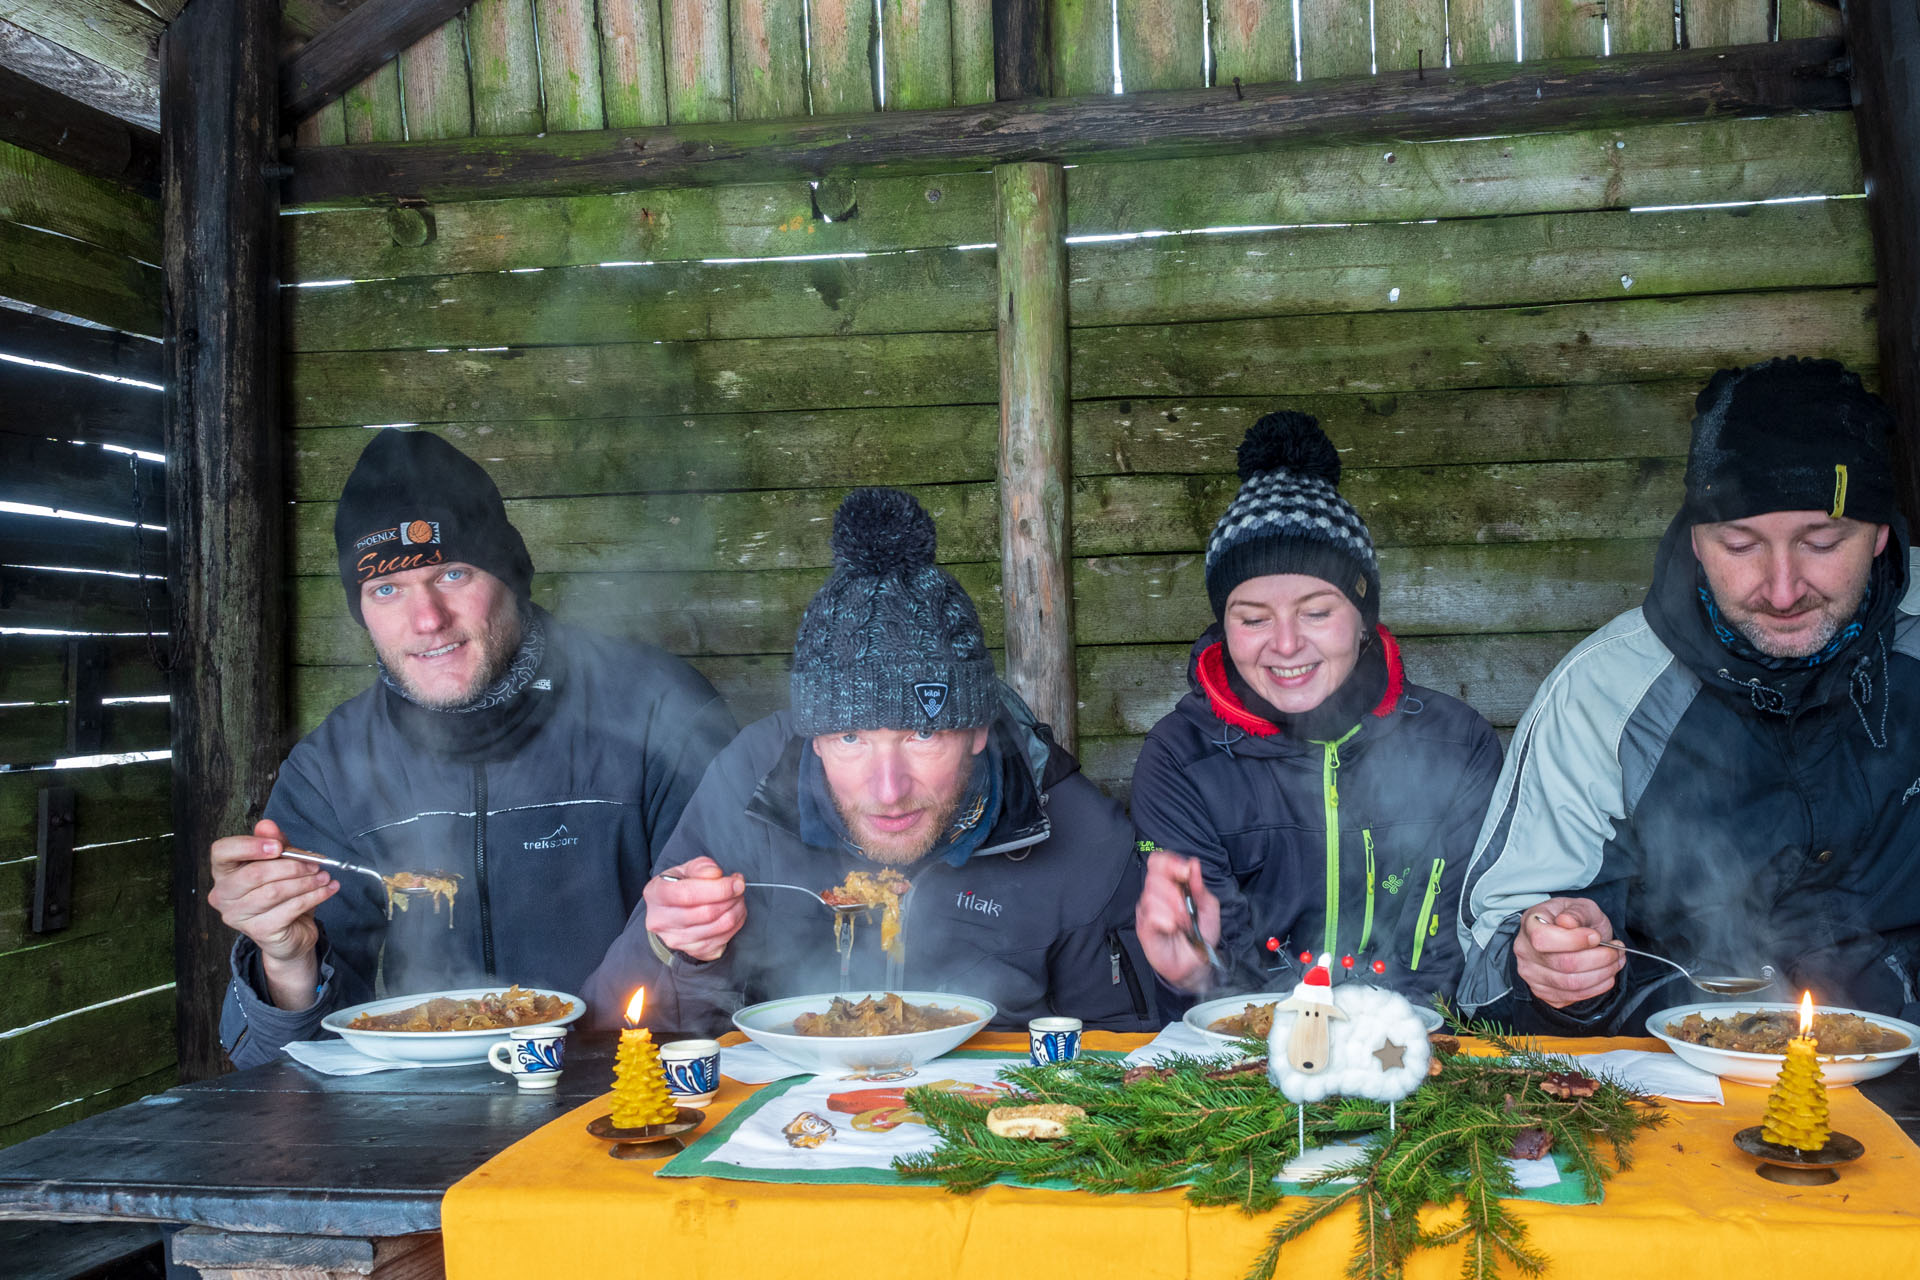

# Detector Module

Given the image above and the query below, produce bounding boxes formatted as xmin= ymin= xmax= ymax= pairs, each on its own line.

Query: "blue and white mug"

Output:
xmin=488 ymin=1027 xmax=567 ymax=1090
xmin=1029 ymin=1017 xmax=1082 ymax=1065
xmin=661 ymin=1038 xmax=722 ymax=1107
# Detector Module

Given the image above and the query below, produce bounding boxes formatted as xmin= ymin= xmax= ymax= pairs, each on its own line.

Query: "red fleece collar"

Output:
xmin=1196 ymin=627 xmax=1405 ymax=738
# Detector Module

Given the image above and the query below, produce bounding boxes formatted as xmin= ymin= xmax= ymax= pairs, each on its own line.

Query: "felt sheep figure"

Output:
xmin=1267 ymin=954 xmax=1432 ymax=1104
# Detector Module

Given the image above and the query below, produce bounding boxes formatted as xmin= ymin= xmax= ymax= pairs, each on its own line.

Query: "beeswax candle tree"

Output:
xmin=1760 ymin=992 xmax=1830 ymax=1152
xmin=610 ymin=989 xmax=680 ymax=1129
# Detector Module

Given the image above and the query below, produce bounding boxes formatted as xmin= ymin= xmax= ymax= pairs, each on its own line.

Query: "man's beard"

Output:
xmin=1719 ymin=580 xmax=1867 ymax=659
xmin=834 ymin=784 xmax=967 ymax=866
xmin=379 ymin=608 xmax=524 ymax=710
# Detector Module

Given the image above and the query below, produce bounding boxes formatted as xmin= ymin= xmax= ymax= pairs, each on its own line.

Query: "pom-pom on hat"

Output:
xmin=790 ymin=487 xmax=998 ymax=737
xmin=1204 ymin=412 xmax=1380 ymax=627
xmin=333 ymin=428 xmax=534 ymax=627
xmin=1681 ymin=357 xmax=1896 ymax=527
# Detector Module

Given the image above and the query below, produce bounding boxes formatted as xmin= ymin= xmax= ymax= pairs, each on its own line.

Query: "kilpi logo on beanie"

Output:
xmin=914 ymin=682 xmax=949 ymax=719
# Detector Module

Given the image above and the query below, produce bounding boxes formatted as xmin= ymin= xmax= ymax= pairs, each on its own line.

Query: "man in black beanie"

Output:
xmin=1459 ymin=358 xmax=1920 ymax=1032
xmin=207 ymin=429 xmax=736 ymax=1067
xmin=582 ymin=487 xmax=1157 ymax=1035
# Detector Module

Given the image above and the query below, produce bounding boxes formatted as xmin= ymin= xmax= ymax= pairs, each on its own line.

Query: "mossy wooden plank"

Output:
xmin=282 ymin=171 xmax=993 ymax=280
xmin=1777 ymin=0 xmax=1843 ymax=39
xmin=1208 ymin=0 xmax=1292 ymax=86
xmin=881 ymin=0 xmax=953 ymax=108
xmin=0 ymin=835 xmax=171 ymax=955
xmin=0 ymin=761 xmax=171 ymax=848
xmin=0 ymin=635 xmax=168 ymax=703
xmin=1609 ymin=0 xmax=1677 ymax=52
xmin=951 ymin=0 xmax=993 ymax=104
xmin=1050 ymin=0 xmax=1115 ymax=96
xmin=0 ymin=362 xmax=162 ymax=452
xmin=1068 ymin=288 xmax=1877 ymax=399
xmin=537 ymin=0 xmax=608 ymax=131
xmin=290 ymin=459 xmax=1679 ymax=578
xmin=0 ymin=703 xmax=171 ymax=768
xmin=0 ymin=914 xmax=175 ymax=1029
xmin=664 ymin=0 xmax=732 ymax=123
xmin=290 ymin=406 xmax=998 ymax=500
xmin=1062 ymin=199 xmax=1872 ymax=329
xmin=1523 ymin=0 xmax=1607 ymax=58
xmin=342 ymin=64 xmax=407 ymax=143
xmin=1296 ymin=0 xmax=1370 ymax=80
xmin=0 ymin=565 xmax=168 ymax=635
xmin=0 ymin=220 xmax=161 ymax=336
xmin=1680 ymin=0 xmax=1769 ymax=47
xmin=295 ymin=101 xmax=349 ymax=148
xmin=731 ymin=0 xmax=807 ymax=119
xmin=1449 ymin=0 xmax=1518 ymax=65
xmin=1077 ymin=734 xmax=1141 ymax=803
xmin=1373 ymin=0 xmax=1446 ymax=73
xmin=0 ymin=1066 xmax=174 ymax=1151
xmin=1117 ymin=0 xmax=1205 ymax=91
xmin=600 ymin=0 xmax=672 ymax=127
xmin=284 ymin=242 xmax=998 ymax=349
xmin=468 ymin=0 xmax=546 ymax=137
xmin=289 ymin=539 xmax=1657 ymax=664
xmin=807 ymin=0 xmax=877 ymax=114
xmin=0 ymin=510 xmax=166 ymax=577
xmin=0 ymin=433 xmax=164 ymax=524
xmin=287 ymin=329 xmax=999 ymax=425
xmin=0 ymin=139 xmax=159 ymax=262
xmin=0 ymin=988 xmax=175 ymax=1131
xmin=1061 ymin=113 xmax=1862 ymax=236
xmin=399 ymin=17 xmax=474 ymax=140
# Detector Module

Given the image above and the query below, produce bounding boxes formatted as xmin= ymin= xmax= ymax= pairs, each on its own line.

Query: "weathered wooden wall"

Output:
xmin=0 ymin=137 xmax=174 ymax=1145
xmin=279 ymin=107 xmax=1873 ymax=798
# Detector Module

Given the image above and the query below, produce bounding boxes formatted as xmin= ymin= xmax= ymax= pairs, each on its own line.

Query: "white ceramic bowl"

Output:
xmin=731 ymin=989 xmax=994 ymax=1075
xmin=1183 ymin=990 xmax=1445 ymax=1048
xmin=1646 ymin=1001 xmax=1920 ymax=1088
xmin=320 ymin=987 xmax=584 ymax=1066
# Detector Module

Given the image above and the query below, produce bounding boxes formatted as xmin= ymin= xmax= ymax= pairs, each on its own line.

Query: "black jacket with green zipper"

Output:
xmin=1130 ymin=626 xmax=1502 ymax=1001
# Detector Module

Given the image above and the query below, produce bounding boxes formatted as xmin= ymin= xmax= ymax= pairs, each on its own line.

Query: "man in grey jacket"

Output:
xmin=1458 ymin=359 xmax=1920 ymax=1033
xmin=584 ymin=487 xmax=1155 ymax=1034
xmin=208 ymin=430 xmax=735 ymax=1067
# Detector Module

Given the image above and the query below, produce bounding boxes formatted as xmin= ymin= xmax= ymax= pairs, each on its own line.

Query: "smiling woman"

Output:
xmin=1129 ymin=412 xmax=1503 ymax=1004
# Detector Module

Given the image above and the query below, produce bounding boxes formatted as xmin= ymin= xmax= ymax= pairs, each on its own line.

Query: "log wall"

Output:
xmin=0 ymin=137 xmax=174 ymax=1145
xmin=279 ymin=108 xmax=1873 ymax=798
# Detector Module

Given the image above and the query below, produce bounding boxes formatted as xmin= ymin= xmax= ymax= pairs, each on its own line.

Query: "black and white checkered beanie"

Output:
xmin=790 ymin=488 xmax=998 ymax=737
xmin=1204 ymin=412 xmax=1380 ymax=627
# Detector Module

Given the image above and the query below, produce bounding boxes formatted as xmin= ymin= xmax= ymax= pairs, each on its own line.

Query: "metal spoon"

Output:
xmin=1183 ymin=888 xmax=1229 ymax=989
xmin=1600 ymin=940 xmax=1777 ymax=995
xmin=280 ymin=848 xmax=439 ymax=895
xmin=658 ymin=872 xmax=878 ymax=919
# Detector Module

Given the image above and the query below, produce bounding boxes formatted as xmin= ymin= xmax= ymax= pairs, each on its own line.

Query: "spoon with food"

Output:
xmin=1530 ymin=913 xmax=1776 ymax=995
xmin=280 ymin=849 xmax=461 ymax=925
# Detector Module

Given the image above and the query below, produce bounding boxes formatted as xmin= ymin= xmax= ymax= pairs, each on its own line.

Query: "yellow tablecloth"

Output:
xmin=443 ymin=1033 xmax=1920 ymax=1280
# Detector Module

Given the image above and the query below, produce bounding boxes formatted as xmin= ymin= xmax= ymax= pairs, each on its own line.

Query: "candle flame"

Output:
xmin=625 ymin=988 xmax=646 ymax=1026
xmin=1799 ymin=991 xmax=1813 ymax=1037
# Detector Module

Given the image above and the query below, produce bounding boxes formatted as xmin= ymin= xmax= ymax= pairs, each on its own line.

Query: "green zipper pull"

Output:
xmin=1408 ymin=857 xmax=1446 ymax=971
xmin=1316 ymin=726 xmax=1358 ymax=959
xmin=1359 ymin=829 xmax=1376 ymax=952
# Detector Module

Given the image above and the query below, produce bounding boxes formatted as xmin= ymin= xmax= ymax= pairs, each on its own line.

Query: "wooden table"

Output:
xmin=0 ymin=1032 xmax=634 ymax=1280
xmin=1 ymin=1033 xmax=1917 ymax=1280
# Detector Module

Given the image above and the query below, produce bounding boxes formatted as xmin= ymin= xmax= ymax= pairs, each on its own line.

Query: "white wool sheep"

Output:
xmin=1266 ymin=983 xmax=1432 ymax=1103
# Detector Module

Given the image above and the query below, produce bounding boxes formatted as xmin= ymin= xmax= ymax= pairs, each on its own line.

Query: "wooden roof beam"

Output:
xmin=284 ymin=37 xmax=1850 ymax=208
xmin=0 ymin=55 xmax=159 ymax=192
xmin=281 ymin=0 xmax=471 ymax=123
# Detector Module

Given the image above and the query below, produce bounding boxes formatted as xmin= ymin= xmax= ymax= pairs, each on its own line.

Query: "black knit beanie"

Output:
xmin=1682 ymin=357 xmax=1896 ymax=526
xmin=790 ymin=488 xmax=998 ymax=736
xmin=333 ymin=428 xmax=534 ymax=626
xmin=1203 ymin=412 xmax=1381 ymax=627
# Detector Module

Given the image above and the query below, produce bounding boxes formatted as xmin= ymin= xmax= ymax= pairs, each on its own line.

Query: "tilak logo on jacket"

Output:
xmin=955 ymin=889 xmax=1002 ymax=916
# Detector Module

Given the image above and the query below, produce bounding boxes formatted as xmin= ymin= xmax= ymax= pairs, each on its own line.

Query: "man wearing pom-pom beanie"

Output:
xmin=584 ymin=487 xmax=1158 ymax=1034
xmin=1459 ymin=358 xmax=1920 ymax=1033
xmin=1131 ymin=411 xmax=1502 ymax=1006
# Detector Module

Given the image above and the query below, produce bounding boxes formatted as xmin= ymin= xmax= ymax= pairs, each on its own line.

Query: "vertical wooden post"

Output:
xmin=1840 ymin=0 xmax=1920 ymax=521
xmin=995 ymin=162 xmax=1075 ymax=751
xmin=991 ymin=0 xmax=1051 ymax=99
xmin=162 ymin=0 xmax=284 ymax=1080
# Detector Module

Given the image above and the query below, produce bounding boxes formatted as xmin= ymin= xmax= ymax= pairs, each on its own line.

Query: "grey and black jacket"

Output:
xmin=1130 ymin=627 xmax=1502 ymax=1003
xmin=219 ymin=613 xmax=736 ymax=1068
xmin=582 ymin=688 xmax=1158 ymax=1036
xmin=1459 ymin=516 xmax=1920 ymax=1033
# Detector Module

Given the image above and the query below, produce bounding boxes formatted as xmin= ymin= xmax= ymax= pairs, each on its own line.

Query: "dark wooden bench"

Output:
xmin=0 ymin=1221 xmax=166 ymax=1280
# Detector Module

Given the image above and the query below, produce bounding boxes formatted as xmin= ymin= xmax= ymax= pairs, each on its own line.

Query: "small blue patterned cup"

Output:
xmin=661 ymin=1039 xmax=722 ymax=1106
xmin=1029 ymin=1017 xmax=1082 ymax=1065
xmin=487 ymin=1028 xmax=566 ymax=1090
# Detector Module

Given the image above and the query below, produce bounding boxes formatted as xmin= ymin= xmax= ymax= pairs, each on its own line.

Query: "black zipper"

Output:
xmin=474 ymin=764 xmax=496 ymax=977
xmin=1107 ymin=928 xmax=1148 ymax=1019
